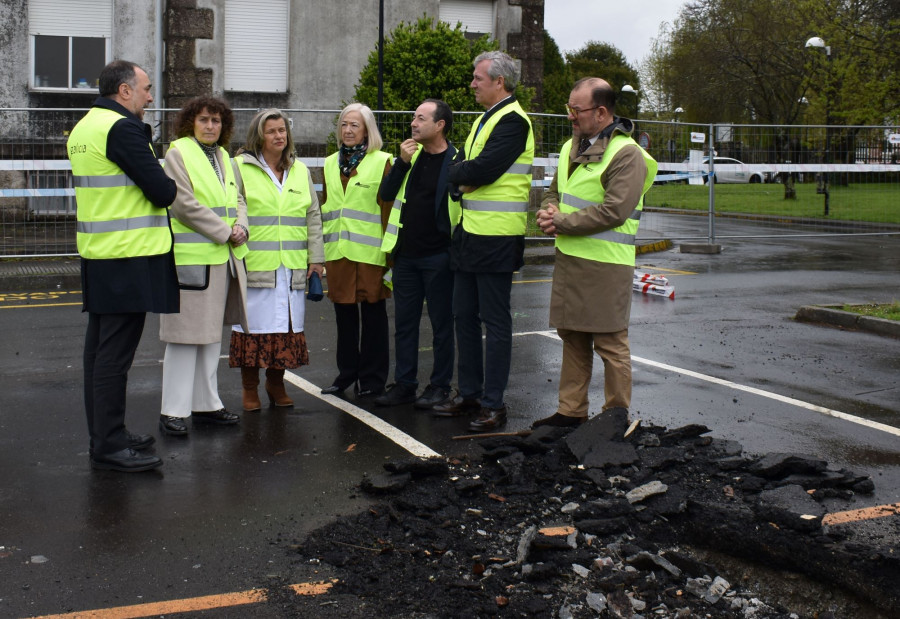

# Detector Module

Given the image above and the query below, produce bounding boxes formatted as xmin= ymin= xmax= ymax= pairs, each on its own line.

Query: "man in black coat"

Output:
xmin=68 ymin=60 xmax=179 ymax=472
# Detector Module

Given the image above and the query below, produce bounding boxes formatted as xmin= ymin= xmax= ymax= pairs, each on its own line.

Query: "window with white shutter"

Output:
xmin=439 ymin=0 xmax=495 ymax=39
xmin=29 ymin=0 xmax=112 ymax=91
xmin=224 ymin=0 xmax=290 ymax=93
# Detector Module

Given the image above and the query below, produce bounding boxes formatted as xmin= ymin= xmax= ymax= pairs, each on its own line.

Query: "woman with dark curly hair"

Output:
xmin=158 ymin=96 xmax=249 ymax=436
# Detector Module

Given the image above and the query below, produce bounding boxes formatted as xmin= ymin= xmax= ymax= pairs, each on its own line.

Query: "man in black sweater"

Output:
xmin=375 ymin=99 xmax=457 ymax=410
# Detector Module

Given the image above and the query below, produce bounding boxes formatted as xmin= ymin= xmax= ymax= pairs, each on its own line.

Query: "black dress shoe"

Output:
xmin=468 ymin=406 xmax=508 ymax=432
xmin=432 ymin=395 xmax=481 ymax=417
xmin=374 ymin=383 xmax=417 ymax=407
xmin=321 ymin=384 xmax=348 ymax=395
xmin=191 ymin=408 xmax=240 ymax=425
xmin=125 ymin=430 xmax=156 ymax=450
xmin=531 ymin=412 xmax=587 ymax=429
xmin=91 ymin=448 xmax=162 ymax=472
xmin=414 ymin=385 xmax=453 ymax=410
xmin=356 ymin=386 xmax=384 ymax=398
xmin=159 ymin=415 xmax=189 ymax=436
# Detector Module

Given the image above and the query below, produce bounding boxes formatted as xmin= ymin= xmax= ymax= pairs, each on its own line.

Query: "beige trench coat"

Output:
xmin=543 ymin=121 xmax=649 ymax=333
xmin=159 ymin=142 xmax=249 ymax=345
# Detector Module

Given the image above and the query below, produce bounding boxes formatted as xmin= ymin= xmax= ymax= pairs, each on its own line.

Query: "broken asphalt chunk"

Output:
xmin=383 ymin=457 xmax=449 ymax=478
xmin=754 ymin=484 xmax=826 ymax=532
xmin=360 ymin=472 xmax=411 ymax=494
xmin=749 ymin=453 xmax=827 ymax=479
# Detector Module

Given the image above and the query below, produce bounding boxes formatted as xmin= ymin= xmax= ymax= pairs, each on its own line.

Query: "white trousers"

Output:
xmin=160 ymin=342 xmax=224 ymax=418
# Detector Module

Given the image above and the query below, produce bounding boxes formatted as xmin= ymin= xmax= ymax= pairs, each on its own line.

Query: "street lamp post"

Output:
xmin=670 ymin=107 xmax=684 ymax=162
xmin=375 ymin=0 xmax=384 ymax=130
xmin=805 ymin=36 xmax=831 ymax=216
xmin=621 ymin=84 xmax=638 ymax=119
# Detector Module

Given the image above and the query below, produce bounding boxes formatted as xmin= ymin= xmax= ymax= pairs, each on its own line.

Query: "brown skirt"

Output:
xmin=228 ymin=331 xmax=309 ymax=369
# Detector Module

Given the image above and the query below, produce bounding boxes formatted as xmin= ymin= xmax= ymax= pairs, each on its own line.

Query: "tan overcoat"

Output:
xmin=159 ymin=142 xmax=249 ymax=344
xmin=543 ymin=120 xmax=649 ymax=333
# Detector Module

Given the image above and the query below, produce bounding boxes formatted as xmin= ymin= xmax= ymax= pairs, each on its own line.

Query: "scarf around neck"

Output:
xmin=339 ymin=140 xmax=368 ymax=177
xmin=195 ymin=138 xmax=222 ymax=181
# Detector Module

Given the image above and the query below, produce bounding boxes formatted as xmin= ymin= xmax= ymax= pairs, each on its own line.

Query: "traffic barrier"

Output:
xmin=634 ymin=270 xmax=674 ymax=300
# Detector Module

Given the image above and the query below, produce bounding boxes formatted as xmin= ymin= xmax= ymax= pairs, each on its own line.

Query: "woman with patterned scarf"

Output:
xmin=319 ymin=103 xmax=392 ymax=397
xmin=158 ymin=96 xmax=249 ymax=436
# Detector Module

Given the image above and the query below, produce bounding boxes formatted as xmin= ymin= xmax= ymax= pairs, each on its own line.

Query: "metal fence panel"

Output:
xmin=1 ymin=108 xmax=898 ymax=257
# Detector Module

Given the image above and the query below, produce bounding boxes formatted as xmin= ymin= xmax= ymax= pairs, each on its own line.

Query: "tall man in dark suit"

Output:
xmin=376 ymin=99 xmax=458 ymax=410
xmin=67 ymin=60 xmax=179 ymax=472
xmin=435 ymin=51 xmax=535 ymax=432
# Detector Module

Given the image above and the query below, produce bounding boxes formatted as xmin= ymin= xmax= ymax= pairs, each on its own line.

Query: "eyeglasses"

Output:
xmin=565 ymin=104 xmax=602 ymax=116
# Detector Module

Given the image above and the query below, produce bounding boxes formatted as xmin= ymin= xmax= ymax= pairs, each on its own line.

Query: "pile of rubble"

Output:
xmin=284 ymin=410 xmax=899 ymax=618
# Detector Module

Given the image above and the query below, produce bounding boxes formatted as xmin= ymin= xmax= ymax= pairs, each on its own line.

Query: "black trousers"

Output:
xmin=332 ymin=300 xmax=389 ymax=392
xmin=84 ymin=312 xmax=146 ymax=455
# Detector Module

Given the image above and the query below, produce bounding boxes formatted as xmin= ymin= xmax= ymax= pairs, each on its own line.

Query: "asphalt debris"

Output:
xmin=283 ymin=409 xmax=899 ymax=617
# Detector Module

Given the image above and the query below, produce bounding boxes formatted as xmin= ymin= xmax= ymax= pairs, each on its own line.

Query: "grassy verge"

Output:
xmin=840 ymin=302 xmax=900 ymax=321
xmin=644 ymin=182 xmax=900 ymax=224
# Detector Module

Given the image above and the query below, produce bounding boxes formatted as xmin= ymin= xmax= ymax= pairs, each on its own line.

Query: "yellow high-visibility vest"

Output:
xmin=68 ymin=107 xmax=172 ymax=259
xmin=236 ymin=155 xmax=311 ymax=272
xmin=459 ymin=100 xmax=534 ymax=236
xmin=554 ymin=134 xmax=657 ymax=266
xmin=168 ymin=137 xmax=247 ymax=265
xmin=321 ymin=150 xmax=391 ymax=266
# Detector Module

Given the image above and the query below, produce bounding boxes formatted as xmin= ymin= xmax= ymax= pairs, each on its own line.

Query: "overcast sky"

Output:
xmin=544 ymin=0 xmax=686 ymax=68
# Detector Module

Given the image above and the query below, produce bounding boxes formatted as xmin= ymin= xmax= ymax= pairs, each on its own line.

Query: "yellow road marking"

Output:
xmin=0 ymin=290 xmax=83 ymax=309
xmin=822 ymin=503 xmax=900 ymax=526
xmin=1 ymin=302 xmax=81 ymax=309
xmin=514 ymin=278 xmax=552 ymax=284
xmin=29 ymin=580 xmax=335 ymax=619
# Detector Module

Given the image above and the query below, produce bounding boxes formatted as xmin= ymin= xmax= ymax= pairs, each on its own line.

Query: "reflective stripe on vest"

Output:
xmin=236 ymin=155 xmax=312 ymax=272
xmin=168 ymin=137 xmax=245 ymax=265
xmin=380 ymin=145 xmax=460 ymax=253
xmin=321 ymin=150 xmax=391 ymax=266
xmin=459 ymin=100 xmax=534 ymax=236
xmin=68 ymin=107 xmax=172 ymax=259
xmin=554 ymin=135 xmax=658 ymax=266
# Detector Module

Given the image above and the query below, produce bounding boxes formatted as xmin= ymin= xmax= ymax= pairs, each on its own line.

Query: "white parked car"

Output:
xmin=689 ymin=157 xmax=765 ymax=184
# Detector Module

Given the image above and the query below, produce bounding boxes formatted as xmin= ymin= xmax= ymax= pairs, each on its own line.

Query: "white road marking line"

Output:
xmin=529 ymin=330 xmax=900 ymax=438
xmin=281 ymin=372 xmax=441 ymax=458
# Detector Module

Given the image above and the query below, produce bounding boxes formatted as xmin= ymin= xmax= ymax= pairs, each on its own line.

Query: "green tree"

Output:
xmin=565 ymin=42 xmax=641 ymax=119
xmin=647 ymin=0 xmax=898 ymax=127
xmin=353 ymin=16 xmax=521 ymax=151
xmin=542 ymin=30 xmax=571 ymax=115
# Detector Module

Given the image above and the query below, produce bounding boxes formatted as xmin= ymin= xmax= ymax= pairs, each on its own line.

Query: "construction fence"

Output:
xmin=1 ymin=108 xmax=898 ymax=257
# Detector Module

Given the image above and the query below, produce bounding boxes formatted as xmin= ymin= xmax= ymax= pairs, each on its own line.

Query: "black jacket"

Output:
xmin=79 ymin=97 xmax=179 ymax=314
xmin=447 ymin=96 xmax=529 ymax=273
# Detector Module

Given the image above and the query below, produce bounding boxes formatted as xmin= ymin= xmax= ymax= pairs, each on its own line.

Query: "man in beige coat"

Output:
xmin=533 ymin=77 xmax=657 ymax=427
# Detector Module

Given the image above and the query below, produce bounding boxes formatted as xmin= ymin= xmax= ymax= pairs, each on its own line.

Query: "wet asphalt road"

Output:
xmin=1 ymin=216 xmax=899 ymax=618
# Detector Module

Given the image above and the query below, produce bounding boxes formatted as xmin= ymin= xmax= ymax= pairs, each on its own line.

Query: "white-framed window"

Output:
xmin=29 ymin=0 xmax=112 ymax=91
xmin=224 ymin=0 xmax=290 ymax=93
xmin=439 ymin=0 xmax=495 ymax=39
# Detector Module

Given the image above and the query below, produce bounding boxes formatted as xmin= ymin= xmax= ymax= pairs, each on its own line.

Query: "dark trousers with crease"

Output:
xmin=452 ymin=270 xmax=513 ymax=410
xmin=332 ymin=300 xmax=389 ymax=392
xmin=83 ymin=312 xmax=146 ymax=455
